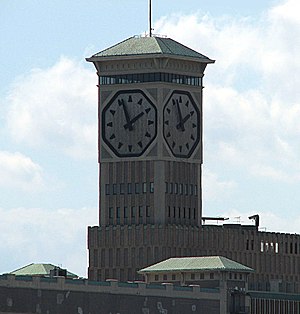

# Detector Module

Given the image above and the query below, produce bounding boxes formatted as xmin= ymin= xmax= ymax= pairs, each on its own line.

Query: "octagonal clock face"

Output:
xmin=163 ymin=91 xmax=200 ymax=158
xmin=102 ymin=90 xmax=157 ymax=157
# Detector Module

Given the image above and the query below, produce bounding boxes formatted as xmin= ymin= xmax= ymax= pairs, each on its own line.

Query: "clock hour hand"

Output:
xmin=124 ymin=112 xmax=144 ymax=130
xmin=119 ymin=99 xmax=133 ymax=131
xmin=176 ymin=113 xmax=191 ymax=131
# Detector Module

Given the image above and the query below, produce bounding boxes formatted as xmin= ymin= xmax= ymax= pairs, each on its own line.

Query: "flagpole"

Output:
xmin=149 ymin=0 xmax=152 ymax=37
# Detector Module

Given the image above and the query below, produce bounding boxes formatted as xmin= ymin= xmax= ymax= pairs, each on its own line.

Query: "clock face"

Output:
xmin=163 ymin=91 xmax=200 ymax=158
xmin=102 ymin=90 xmax=157 ymax=157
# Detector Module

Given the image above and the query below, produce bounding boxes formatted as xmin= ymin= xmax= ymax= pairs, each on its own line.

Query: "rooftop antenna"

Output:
xmin=149 ymin=0 xmax=153 ymax=37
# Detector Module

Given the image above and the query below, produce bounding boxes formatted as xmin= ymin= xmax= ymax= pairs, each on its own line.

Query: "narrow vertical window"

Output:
xmin=124 ymin=207 xmax=128 ymax=218
xmin=120 ymin=183 xmax=125 ymax=195
xmin=150 ymin=182 xmax=154 ymax=193
xmin=105 ymin=184 xmax=110 ymax=195
xmin=109 ymin=207 xmax=113 ymax=219
xmin=131 ymin=206 xmax=136 ymax=218
xmin=169 ymin=183 xmax=173 ymax=194
xmin=128 ymin=183 xmax=132 ymax=194
xmin=142 ymin=182 xmax=147 ymax=193
xmin=139 ymin=206 xmax=143 ymax=217
xmin=194 ymin=185 xmax=198 ymax=196
xmin=168 ymin=206 xmax=171 ymax=218
xmin=190 ymin=184 xmax=193 ymax=195
xmin=185 ymin=184 xmax=189 ymax=195
xmin=116 ymin=207 xmax=120 ymax=219
xmin=146 ymin=206 xmax=150 ymax=217
xmin=165 ymin=182 xmax=168 ymax=193
xmin=135 ymin=183 xmax=140 ymax=194
xmin=113 ymin=184 xmax=117 ymax=195
xmin=174 ymin=183 xmax=178 ymax=194
xmin=173 ymin=207 xmax=176 ymax=218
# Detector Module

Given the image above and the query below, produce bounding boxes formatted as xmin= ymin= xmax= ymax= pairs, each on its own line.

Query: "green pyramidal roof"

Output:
xmin=87 ymin=36 xmax=214 ymax=62
xmin=139 ymin=256 xmax=254 ymax=274
xmin=9 ymin=263 xmax=78 ymax=278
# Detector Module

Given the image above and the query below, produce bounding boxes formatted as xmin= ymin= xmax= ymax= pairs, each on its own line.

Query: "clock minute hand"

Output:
xmin=119 ymin=99 xmax=133 ymax=131
xmin=176 ymin=99 xmax=186 ymax=132
xmin=124 ymin=112 xmax=144 ymax=130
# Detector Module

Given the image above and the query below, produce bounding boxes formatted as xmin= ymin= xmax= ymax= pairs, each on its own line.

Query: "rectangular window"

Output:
xmin=179 ymin=184 xmax=183 ymax=195
xmin=109 ymin=207 xmax=113 ymax=219
xmin=169 ymin=183 xmax=173 ymax=194
xmin=178 ymin=207 xmax=181 ymax=218
xmin=194 ymin=185 xmax=198 ymax=196
xmin=191 ymin=273 xmax=195 ymax=280
xmin=173 ymin=207 xmax=176 ymax=218
xmin=120 ymin=183 xmax=125 ymax=194
xmin=200 ymin=273 xmax=204 ymax=279
xmin=174 ymin=183 xmax=178 ymax=194
xmin=105 ymin=184 xmax=110 ymax=195
xmin=183 ymin=207 xmax=186 ymax=218
xmin=172 ymin=274 xmax=176 ymax=280
xmin=163 ymin=274 xmax=167 ymax=281
xmin=116 ymin=207 xmax=120 ymax=219
xmin=155 ymin=275 xmax=159 ymax=281
xmin=150 ymin=182 xmax=154 ymax=193
xmin=135 ymin=183 xmax=140 ymax=194
xmin=210 ymin=273 xmax=214 ymax=279
xmin=146 ymin=206 xmax=150 ymax=217
xmin=188 ymin=208 xmax=191 ymax=219
xmin=113 ymin=184 xmax=117 ymax=195
xmin=190 ymin=184 xmax=193 ymax=195
xmin=139 ymin=206 xmax=143 ymax=217
xmin=127 ymin=183 xmax=132 ymax=194
xmin=168 ymin=206 xmax=171 ymax=218
xmin=124 ymin=207 xmax=128 ymax=218
xmin=185 ymin=184 xmax=189 ymax=195
xmin=131 ymin=206 xmax=136 ymax=218
xmin=165 ymin=182 xmax=168 ymax=193
xmin=142 ymin=182 xmax=147 ymax=193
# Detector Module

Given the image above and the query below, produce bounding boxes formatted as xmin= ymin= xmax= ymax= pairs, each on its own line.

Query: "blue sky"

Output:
xmin=0 ymin=0 xmax=299 ymax=277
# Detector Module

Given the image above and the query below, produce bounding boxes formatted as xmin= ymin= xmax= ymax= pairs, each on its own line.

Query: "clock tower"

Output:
xmin=87 ymin=36 xmax=214 ymax=281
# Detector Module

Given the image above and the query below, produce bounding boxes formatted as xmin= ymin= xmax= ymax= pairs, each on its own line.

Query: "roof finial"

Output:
xmin=149 ymin=0 xmax=153 ymax=37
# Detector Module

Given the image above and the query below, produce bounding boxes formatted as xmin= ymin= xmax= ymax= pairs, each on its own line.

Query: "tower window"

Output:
xmin=142 ymin=182 xmax=147 ymax=193
xmin=174 ymin=183 xmax=178 ymax=194
xmin=168 ymin=206 xmax=171 ymax=218
xmin=169 ymin=183 xmax=173 ymax=194
xmin=135 ymin=183 xmax=140 ymax=194
xmin=139 ymin=206 xmax=143 ymax=217
xmin=124 ymin=207 xmax=128 ymax=218
xmin=146 ymin=206 xmax=150 ymax=217
xmin=120 ymin=183 xmax=125 ymax=194
xmin=105 ymin=184 xmax=110 ymax=195
xmin=131 ymin=206 xmax=136 ymax=218
xmin=113 ymin=184 xmax=117 ymax=195
xmin=109 ymin=207 xmax=113 ymax=219
xmin=179 ymin=184 xmax=183 ymax=195
xmin=194 ymin=185 xmax=198 ymax=196
xmin=150 ymin=182 xmax=154 ymax=193
xmin=165 ymin=182 xmax=168 ymax=193
xmin=127 ymin=183 xmax=132 ymax=194
xmin=116 ymin=207 xmax=120 ymax=219
xmin=185 ymin=184 xmax=189 ymax=195
xmin=190 ymin=184 xmax=193 ymax=195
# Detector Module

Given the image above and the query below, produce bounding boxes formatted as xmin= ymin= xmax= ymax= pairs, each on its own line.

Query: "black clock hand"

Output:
xmin=124 ymin=112 xmax=144 ymax=130
xmin=176 ymin=99 xmax=184 ymax=131
xmin=176 ymin=113 xmax=191 ymax=131
xmin=119 ymin=99 xmax=133 ymax=131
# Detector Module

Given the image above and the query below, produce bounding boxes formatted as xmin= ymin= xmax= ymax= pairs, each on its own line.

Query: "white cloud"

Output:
xmin=6 ymin=57 xmax=97 ymax=159
xmin=0 ymin=151 xmax=44 ymax=191
xmin=0 ymin=206 xmax=97 ymax=277
xmin=156 ymin=0 xmax=300 ymax=183
xmin=202 ymin=169 xmax=236 ymax=201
